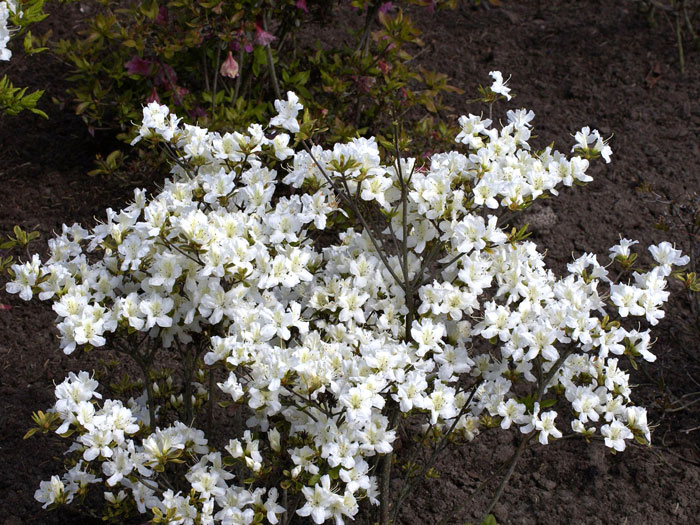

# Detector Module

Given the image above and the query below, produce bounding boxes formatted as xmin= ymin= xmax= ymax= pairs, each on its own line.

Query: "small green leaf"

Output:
xmin=481 ymin=515 xmax=499 ymax=525
xmin=540 ymin=398 xmax=557 ymax=409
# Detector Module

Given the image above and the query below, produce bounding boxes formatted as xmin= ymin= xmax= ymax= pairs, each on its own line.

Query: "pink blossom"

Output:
xmin=353 ymin=75 xmax=376 ymax=94
xmin=188 ymin=106 xmax=207 ymax=120
xmin=295 ymin=0 xmax=308 ymax=12
xmin=145 ymin=87 xmax=160 ymax=104
xmin=173 ymin=85 xmax=189 ymax=98
xmin=125 ymin=57 xmax=153 ymax=76
xmin=220 ymin=51 xmax=239 ymax=79
xmin=379 ymin=2 xmax=393 ymax=14
xmin=254 ymin=24 xmax=276 ymax=46
xmin=230 ymin=32 xmax=253 ymax=53
xmin=155 ymin=6 xmax=168 ymax=25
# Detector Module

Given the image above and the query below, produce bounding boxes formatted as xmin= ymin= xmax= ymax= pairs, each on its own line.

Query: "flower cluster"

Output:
xmin=10 ymin=76 xmax=686 ymax=523
xmin=0 ymin=0 xmax=19 ymax=61
xmin=36 ymin=372 xmax=285 ymax=523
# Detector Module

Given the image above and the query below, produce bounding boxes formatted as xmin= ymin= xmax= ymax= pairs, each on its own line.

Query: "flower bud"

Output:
xmin=220 ymin=51 xmax=239 ymax=79
xmin=145 ymin=87 xmax=160 ymax=104
xmin=254 ymin=25 xmax=275 ymax=47
xmin=268 ymin=427 xmax=281 ymax=453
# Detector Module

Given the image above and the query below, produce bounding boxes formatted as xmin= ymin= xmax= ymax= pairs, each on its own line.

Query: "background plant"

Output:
xmin=52 ymin=0 xmax=462 ymax=178
xmin=0 ymin=0 xmax=49 ymax=117
xmin=634 ymin=0 xmax=699 ymax=72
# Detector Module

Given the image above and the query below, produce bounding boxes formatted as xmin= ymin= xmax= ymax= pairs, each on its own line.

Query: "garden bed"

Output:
xmin=1 ymin=1 xmax=699 ymax=523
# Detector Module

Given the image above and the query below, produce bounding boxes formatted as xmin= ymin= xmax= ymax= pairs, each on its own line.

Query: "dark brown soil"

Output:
xmin=1 ymin=1 xmax=699 ymax=524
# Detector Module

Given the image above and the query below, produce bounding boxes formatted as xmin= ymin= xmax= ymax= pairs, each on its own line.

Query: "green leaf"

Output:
xmin=540 ymin=398 xmax=557 ymax=409
xmin=0 ymin=75 xmax=46 ymax=118
xmin=481 ymin=515 xmax=499 ymax=525
xmin=141 ymin=0 xmax=159 ymax=19
xmin=23 ymin=427 xmax=39 ymax=439
xmin=252 ymin=45 xmax=267 ymax=77
xmin=634 ymin=434 xmax=649 ymax=446
xmin=307 ymin=473 xmax=321 ymax=487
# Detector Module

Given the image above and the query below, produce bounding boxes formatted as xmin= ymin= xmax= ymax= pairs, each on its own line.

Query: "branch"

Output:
xmin=302 ymin=141 xmax=407 ymax=290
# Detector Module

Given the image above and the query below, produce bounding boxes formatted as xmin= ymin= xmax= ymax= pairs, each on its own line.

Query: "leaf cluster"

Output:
xmin=0 ymin=75 xmax=47 ymax=117
xmin=51 ymin=0 xmax=465 ymax=174
xmin=0 ymin=0 xmax=49 ymax=117
xmin=0 ymin=225 xmax=40 ymax=274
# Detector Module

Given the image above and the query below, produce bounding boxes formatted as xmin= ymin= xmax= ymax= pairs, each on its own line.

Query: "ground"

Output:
xmin=0 ymin=1 xmax=699 ymax=524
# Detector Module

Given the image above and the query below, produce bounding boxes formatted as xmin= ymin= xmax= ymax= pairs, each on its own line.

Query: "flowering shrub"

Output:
xmin=10 ymin=73 xmax=688 ymax=524
xmin=0 ymin=0 xmax=48 ymax=117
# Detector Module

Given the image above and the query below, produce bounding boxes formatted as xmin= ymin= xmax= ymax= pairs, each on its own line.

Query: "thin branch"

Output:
xmin=392 ymin=380 xmax=483 ymax=523
xmin=479 ymin=431 xmax=533 ymax=522
xmin=212 ymin=45 xmax=222 ymax=118
xmin=263 ymin=12 xmax=282 ymax=100
xmin=233 ymin=46 xmax=244 ymax=103
xmin=302 ymin=141 xmax=406 ymax=290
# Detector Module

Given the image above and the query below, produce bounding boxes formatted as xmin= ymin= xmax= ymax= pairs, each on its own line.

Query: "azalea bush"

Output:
xmin=0 ymin=0 xmax=48 ymax=117
xmin=52 ymin=0 xmax=460 ymax=178
xmin=9 ymin=73 xmax=688 ymax=524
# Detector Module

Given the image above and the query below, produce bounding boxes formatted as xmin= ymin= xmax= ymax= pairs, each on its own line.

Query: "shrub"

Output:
xmin=10 ymin=73 xmax=687 ymax=524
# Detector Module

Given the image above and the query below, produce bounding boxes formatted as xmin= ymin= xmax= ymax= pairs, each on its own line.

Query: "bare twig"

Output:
xmin=263 ymin=12 xmax=282 ymax=100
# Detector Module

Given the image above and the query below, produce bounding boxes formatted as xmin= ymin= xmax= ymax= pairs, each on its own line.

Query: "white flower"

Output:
xmin=297 ymin=475 xmax=339 ymax=524
xmin=489 ymin=70 xmax=512 ymax=100
xmin=497 ymin=398 xmax=526 ymax=429
xmin=0 ymin=1 xmax=20 ymax=62
xmin=139 ymin=293 xmax=174 ymax=329
xmin=14 ymin=78 xmax=683 ymax=525
xmin=6 ymin=254 xmax=42 ymax=300
xmin=272 ymin=133 xmax=294 ymax=160
xmin=34 ymin=476 xmax=68 ymax=508
xmin=609 ymin=238 xmax=639 ymax=260
xmin=270 ymin=91 xmax=303 ymax=133
xmin=535 ymin=410 xmax=562 ymax=444
xmin=601 ymin=419 xmax=633 ymax=451
xmin=649 ymin=241 xmax=689 ymax=275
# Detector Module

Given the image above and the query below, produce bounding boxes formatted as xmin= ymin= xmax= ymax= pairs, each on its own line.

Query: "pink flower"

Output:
xmin=254 ymin=24 xmax=276 ymax=46
xmin=295 ymin=0 xmax=308 ymax=12
xmin=155 ymin=6 xmax=168 ymax=25
xmin=379 ymin=2 xmax=393 ymax=14
xmin=220 ymin=51 xmax=239 ymax=79
xmin=230 ymin=32 xmax=253 ymax=53
xmin=174 ymin=85 xmax=189 ymax=98
xmin=145 ymin=87 xmax=160 ymax=104
xmin=125 ymin=57 xmax=153 ymax=76
xmin=353 ymin=75 xmax=376 ymax=93
xmin=188 ymin=106 xmax=207 ymax=120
